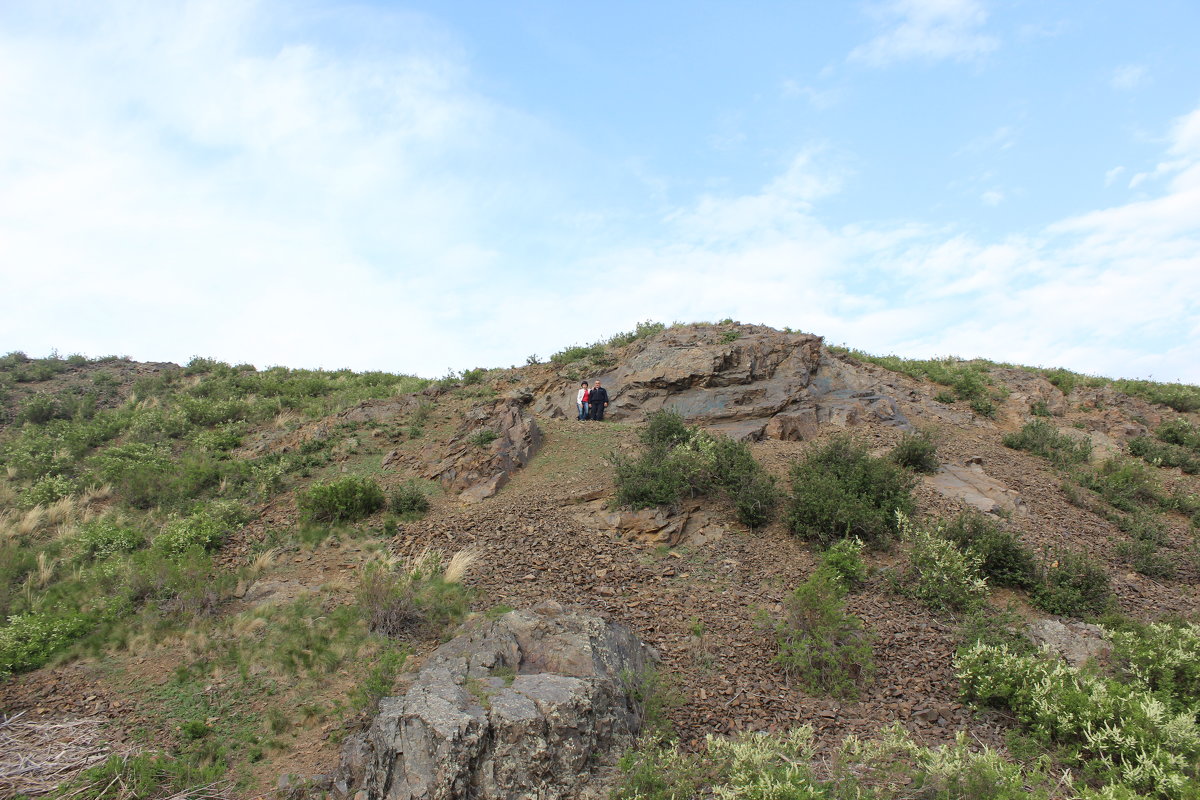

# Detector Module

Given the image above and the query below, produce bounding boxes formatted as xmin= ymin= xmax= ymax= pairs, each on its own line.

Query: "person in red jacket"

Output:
xmin=576 ymin=381 xmax=590 ymax=421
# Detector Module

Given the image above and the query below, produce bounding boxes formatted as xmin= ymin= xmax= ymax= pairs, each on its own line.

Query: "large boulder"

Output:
xmin=337 ymin=602 xmax=654 ymax=800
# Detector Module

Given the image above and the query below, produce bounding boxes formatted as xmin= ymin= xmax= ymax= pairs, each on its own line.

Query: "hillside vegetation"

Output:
xmin=2 ymin=327 xmax=1199 ymax=799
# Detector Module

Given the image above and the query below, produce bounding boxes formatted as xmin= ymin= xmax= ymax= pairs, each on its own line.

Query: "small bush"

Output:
xmin=389 ymin=482 xmax=431 ymax=518
xmin=612 ymin=412 xmax=778 ymax=527
xmin=358 ymin=549 xmax=475 ymax=639
xmin=1128 ymin=436 xmax=1200 ymax=474
xmin=773 ymin=568 xmax=874 ymax=698
xmin=1003 ymin=420 xmax=1092 ymax=467
xmin=1032 ymin=551 xmax=1112 ymax=617
xmin=898 ymin=515 xmax=988 ymax=615
xmin=19 ymin=474 xmax=76 ymax=508
xmin=821 ymin=537 xmax=867 ymax=592
xmin=640 ymin=409 xmax=692 ymax=449
xmin=0 ymin=610 xmax=94 ymax=677
xmin=298 ymin=476 xmax=385 ymax=522
xmin=957 ymin=641 xmax=1200 ymax=797
xmin=74 ymin=519 xmax=145 ymax=562
xmin=1156 ymin=418 xmax=1200 ymax=451
xmin=467 ymin=429 xmax=499 ymax=448
xmin=1078 ymin=457 xmax=1167 ymax=513
xmin=153 ymin=502 xmax=247 ymax=559
xmin=1107 ymin=620 xmax=1200 ymax=715
xmin=941 ymin=512 xmax=1037 ymax=590
xmin=889 ymin=431 xmax=939 ymax=473
xmin=787 ymin=435 xmax=915 ymax=547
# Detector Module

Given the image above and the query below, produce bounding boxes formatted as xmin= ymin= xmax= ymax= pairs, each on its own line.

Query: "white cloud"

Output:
xmin=849 ymin=0 xmax=999 ymax=67
xmin=2 ymin=2 xmax=1197 ymax=386
xmin=980 ymin=189 xmax=1004 ymax=206
xmin=0 ymin=1 xmax=575 ymax=375
xmin=1111 ymin=64 xmax=1149 ymax=91
xmin=1105 ymin=166 xmax=1125 ymax=186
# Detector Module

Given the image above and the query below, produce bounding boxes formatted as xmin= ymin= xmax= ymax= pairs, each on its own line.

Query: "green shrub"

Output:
xmin=970 ymin=396 xmax=997 ymax=418
xmin=152 ymin=501 xmax=249 ymax=559
xmin=1107 ymin=620 xmax=1200 ymax=715
xmin=16 ymin=393 xmax=68 ymax=425
xmin=898 ymin=515 xmax=988 ymax=615
xmin=773 ymin=569 xmax=874 ymax=698
xmin=298 ymin=476 xmax=385 ymax=522
xmin=1032 ymin=551 xmax=1112 ymax=617
xmin=941 ymin=512 xmax=1037 ymax=590
xmin=0 ymin=610 xmax=95 ymax=677
xmin=357 ymin=549 xmax=474 ymax=639
xmin=786 ymin=435 xmax=915 ymax=547
xmin=640 ymin=409 xmax=692 ymax=449
xmin=1157 ymin=418 xmax=1200 ymax=451
xmin=1030 ymin=400 xmax=1052 ymax=417
xmin=1111 ymin=378 xmax=1200 ymax=413
xmin=389 ymin=482 xmax=431 ymax=518
xmin=1128 ymin=436 xmax=1200 ymax=474
xmin=889 ymin=430 xmax=939 ymax=473
xmin=612 ymin=412 xmax=778 ymax=528
xmin=1116 ymin=537 xmax=1175 ymax=580
xmin=550 ymin=342 xmax=608 ymax=364
xmin=958 ymin=641 xmax=1200 ymax=797
xmin=1079 ymin=457 xmax=1167 ymax=513
xmin=467 ymin=429 xmax=500 ymax=448
xmin=18 ymin=474 xmax=76 ymax=508
xmin=74 ymin=519 xmax=145 ymax=563
xmin=1002 ymin=420 xmax=1092 ymax=467
xmin=821 ymin=537 xmax=867 ymax=592
xmin=606 ymin=320 xmax=665 ymax=349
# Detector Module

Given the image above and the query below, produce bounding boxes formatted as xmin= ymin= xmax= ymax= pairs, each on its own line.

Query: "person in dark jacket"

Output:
xmin=588 ymin=380 xmax=609 ymax=420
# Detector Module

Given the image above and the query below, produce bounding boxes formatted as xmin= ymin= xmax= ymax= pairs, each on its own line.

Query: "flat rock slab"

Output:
xmin=926 ymin=460 xmax=1026 ymax=516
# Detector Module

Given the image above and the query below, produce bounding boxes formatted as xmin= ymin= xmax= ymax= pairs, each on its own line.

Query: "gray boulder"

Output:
xmin=338 ymin=602 xmax=654 ymax=800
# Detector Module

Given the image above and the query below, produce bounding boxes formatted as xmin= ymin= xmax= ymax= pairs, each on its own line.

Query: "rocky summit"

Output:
xmin=1 ymin=323 xmax=1198 ymax=799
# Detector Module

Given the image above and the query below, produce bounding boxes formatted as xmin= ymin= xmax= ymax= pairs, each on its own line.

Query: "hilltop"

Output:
xmin=1 ymin=323 xmax=1199 ymax=799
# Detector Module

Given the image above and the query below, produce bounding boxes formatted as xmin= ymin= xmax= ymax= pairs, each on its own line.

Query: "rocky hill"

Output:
xmin=1 ymin=324 xmax=1199 ymax=798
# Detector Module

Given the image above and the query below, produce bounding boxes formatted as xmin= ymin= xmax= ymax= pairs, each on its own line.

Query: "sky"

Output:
xmin=1 ymin=0 xmax=1198 ymax=382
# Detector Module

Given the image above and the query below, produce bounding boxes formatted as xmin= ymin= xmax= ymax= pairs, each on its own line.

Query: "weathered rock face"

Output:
xmin=424 ymin=398 xmax=543 ymax=503
xmin=531 ymin=325 xmax=911 ymax=440
xmin=337 ymin=602 xmax=653 ymax=800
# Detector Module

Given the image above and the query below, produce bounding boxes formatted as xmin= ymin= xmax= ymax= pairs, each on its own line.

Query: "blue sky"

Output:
xmin=1 ymin=0 xmax=1198 ymax=381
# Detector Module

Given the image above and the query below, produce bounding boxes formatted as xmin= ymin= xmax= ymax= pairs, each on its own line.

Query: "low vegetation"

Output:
xmin=610 ymin=410 xmax=778 ymax=527
xmin=772 ymin=559 xmax=875 ymax=699
xmin=1002 ymin=419 xmax=1093 ymax=466
xmin=786 ymin=434 xmax=915 ymax=547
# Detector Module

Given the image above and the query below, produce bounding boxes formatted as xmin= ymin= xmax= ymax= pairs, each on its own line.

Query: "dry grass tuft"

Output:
xmin=46 ymin=496 xmax=77 ymax=526
xmin=80 ymin=483 xmax=113 ymax=505
xmin=273 ymin=410 xmax=304 ymax=430
xmin=16 ymin=506 xmax=47 ymax=537
xmin=444 ymin=548 xmax=479 ymax=584
xmin=36 ymin=551 xmax=57 ymax=587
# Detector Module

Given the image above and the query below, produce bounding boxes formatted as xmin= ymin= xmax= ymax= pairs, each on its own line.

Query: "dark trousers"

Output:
xmin=590 ymin=403 xmax=605 ymax=421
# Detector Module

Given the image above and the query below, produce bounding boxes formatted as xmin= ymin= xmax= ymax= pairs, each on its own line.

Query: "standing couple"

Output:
xmin=576 ymin=380 xmax=609 ymax=421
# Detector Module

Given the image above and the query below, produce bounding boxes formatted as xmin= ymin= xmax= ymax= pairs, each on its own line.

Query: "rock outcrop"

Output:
xmin=336 ymin=602 xmax=653 ymax=800
xmin=532 ymin=325 xmax=911 ymax=440
xmin=425 ymin=398 xmax=543 ymax=503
